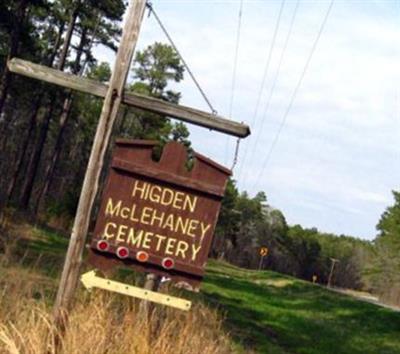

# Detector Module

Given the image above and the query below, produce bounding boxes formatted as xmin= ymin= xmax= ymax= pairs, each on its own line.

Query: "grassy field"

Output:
xmin=1 ymin=221 xmax=400 ymax=353
xmin=202 ymin=261 xmax=400 ymax=354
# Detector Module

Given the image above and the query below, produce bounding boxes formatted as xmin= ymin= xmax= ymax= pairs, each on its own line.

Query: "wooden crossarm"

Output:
xmin=8 ymin=58 xmax=250 ymax=138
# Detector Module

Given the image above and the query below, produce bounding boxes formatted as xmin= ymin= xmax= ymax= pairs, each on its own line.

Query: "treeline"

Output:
xmin=214 ymin=180 xmax=400 ymax=306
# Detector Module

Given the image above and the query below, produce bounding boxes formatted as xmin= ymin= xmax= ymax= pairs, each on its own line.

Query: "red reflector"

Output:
xmin=97 ymin=240 xmax=109 ymax=252
xmin=116 ymin=246 xmax=129 ymax=259
xmin=162 ymin=257 xmax=174 ymax=269
xmin=136 ymin=251 xmax=149 ymax=262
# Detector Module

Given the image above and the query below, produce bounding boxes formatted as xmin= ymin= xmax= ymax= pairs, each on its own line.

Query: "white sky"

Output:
xmin=94 ymin=0 xmax=400 ymax=240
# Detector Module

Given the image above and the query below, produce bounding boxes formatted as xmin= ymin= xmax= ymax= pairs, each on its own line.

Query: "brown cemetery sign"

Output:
xmin=88 ymin=139 xmax=230 ymax=290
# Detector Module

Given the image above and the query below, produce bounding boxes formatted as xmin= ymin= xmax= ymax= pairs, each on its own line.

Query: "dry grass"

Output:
xmin=0 ymin=217 xmax=234 ymax=353
xmin=0 ymin=265 xmax=234 ymax=354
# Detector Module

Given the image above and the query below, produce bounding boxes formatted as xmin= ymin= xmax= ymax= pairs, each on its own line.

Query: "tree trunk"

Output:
xmin=35 ymin=93 xmax=72 ymax=213
xmin=0 ymin=0 xmax=29 ymax=115
xmin=57 ymin=6 xmax=79 ymax=72
xmin=45 ymin=22 xmax=66 ymax=67
xmin=0 ymin=0 xmax=30 ymax=156
xmin=35 ymin=26 xmax=89 ymax=213
xmin=18 ymin=6 xmax=78 ymax=209
xmin=19 ymin=103 xmax=55 ymax=209
xmin=4 ymin=22 xmax=65 ymax=207
xmin=4 ymin=97 xmax=42 ymax=205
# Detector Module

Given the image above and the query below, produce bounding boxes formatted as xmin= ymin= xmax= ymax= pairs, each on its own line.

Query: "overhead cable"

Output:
xmin=243 ymin=0 xmax=300 ymax=188
xmin=147 ymin=2 xmax=217 ymax=115
xmin=237 ymin=0 xmax=286 ymax=179
xmin=252 ymin=0 xmax=335 ymax=191
xmin=225 ymin=0 xmax=244 ymax=166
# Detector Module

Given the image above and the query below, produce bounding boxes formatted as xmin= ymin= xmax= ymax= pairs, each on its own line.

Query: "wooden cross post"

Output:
xmin=7 ymin=0 xmax=250 ymax=324
xmin=53 ymin=0 xmax=147 ymax=325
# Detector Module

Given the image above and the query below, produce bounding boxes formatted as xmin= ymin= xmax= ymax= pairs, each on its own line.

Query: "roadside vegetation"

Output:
xmin=0 ymin=220 xmax=399 ymax=354
xmin=0 ymin=219 xmax=233 ymax=354
xmin=214 ymin=182 xmax=400 ymax=307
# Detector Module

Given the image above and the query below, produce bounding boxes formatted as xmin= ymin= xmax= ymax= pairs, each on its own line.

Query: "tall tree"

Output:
xmin=4 ymin=10 xmax=68 ymax=204
xmin=36 ymin=0 xmax=126 ymax=212
xmin=371 ymin=191 xmax=400 ymax=304
xmin=0 ymin=0 xmax=30 ymax=114
xmin=18 ymin=0 xmax=80 ymax=209
xmin=18 ymin=0 xmax=125 ymax=210
xmin=121 ymin=42 xmax=188 ymax=143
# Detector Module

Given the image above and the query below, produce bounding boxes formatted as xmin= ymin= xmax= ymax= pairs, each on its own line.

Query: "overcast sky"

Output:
xmin=95 ymin=0 xmax=400 ymax=240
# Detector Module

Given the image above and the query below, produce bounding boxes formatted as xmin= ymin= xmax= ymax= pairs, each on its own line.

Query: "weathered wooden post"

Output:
xmin=53 ymin=0 xmax=147 ymax=325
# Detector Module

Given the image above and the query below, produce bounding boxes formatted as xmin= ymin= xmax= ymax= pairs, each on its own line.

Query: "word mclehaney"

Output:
xmin=104 ymin=197 xmax=211 ymax=241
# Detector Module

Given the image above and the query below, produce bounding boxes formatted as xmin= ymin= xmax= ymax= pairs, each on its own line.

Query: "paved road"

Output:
xmin=329 ymin=287 xmax=400 ymax=313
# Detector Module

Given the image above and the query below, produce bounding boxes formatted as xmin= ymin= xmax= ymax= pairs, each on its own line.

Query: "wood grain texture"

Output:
xmin=8 ymin=58 xmax=250 ymax=138
xmin=53 ymin=0 xmax=147 ymax=322
xmin=81 ymin=271 xmax=191 ymax=311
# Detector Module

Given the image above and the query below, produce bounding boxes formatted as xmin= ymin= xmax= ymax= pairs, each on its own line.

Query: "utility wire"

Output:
xmin=225 ymin=0 xmax=244 ymax=166
xmin=252 ymin=0 xmax=335 ymax=192
xmin=147 ymin=2 xmax=217 ymax=114
xmin=242 ymin=0 xmax=299 ymax=189
xmin=237 ymin=0 xmax=285 ymax=178
xmin=228 ymin=0 xmax=244 ymax=120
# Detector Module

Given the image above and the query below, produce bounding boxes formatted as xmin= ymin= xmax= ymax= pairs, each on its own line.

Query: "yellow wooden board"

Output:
xmin=81 ymin=271 xmax=191 ymax=311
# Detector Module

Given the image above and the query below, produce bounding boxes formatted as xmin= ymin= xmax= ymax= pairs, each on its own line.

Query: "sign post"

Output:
xmin=53 ymin=0 xmax=148 ymax=325
xmin=258 ymin=247 xmax=268 ymax=270
xmin=7 ymin=0 xmax=250 ymax=323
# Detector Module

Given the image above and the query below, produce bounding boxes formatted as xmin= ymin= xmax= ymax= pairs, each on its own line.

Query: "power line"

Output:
xmin=225 ymin=0 xmax=244 ymax=166
xmin=237 ymin=0 xmax=286 ymax=179
xmin=252 ymin=0 xmax=335 ymax=192
xmin=242 ymin=0 xmax=299 ymax=189
xmin=147 ymin=2 xmax=217 ymax=114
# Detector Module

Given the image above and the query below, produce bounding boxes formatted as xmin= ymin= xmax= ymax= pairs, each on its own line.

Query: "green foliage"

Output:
xmin=86 ymin=61 xmax=111 ymax=82
xmin=214 ymin=180 xmax=288 ymax=270
xmin=377 ymin=190 xmax=400 ymax=239
xmin=368 ymin=191 xmax=400 ymax=304
xmin=133 ymin=42 xmax=184 ymax=101
xmin=214 ymin=182 xmax=373 ymax=291
xmin=117 ymin=42 xmax=190 ymax=149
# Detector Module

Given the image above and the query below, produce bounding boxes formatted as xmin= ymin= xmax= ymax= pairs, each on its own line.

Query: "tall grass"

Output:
xmin=0 ymin=216 xmax=235 ymax=353
xmin=0 ymin=265 xmax=234 ymax=354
